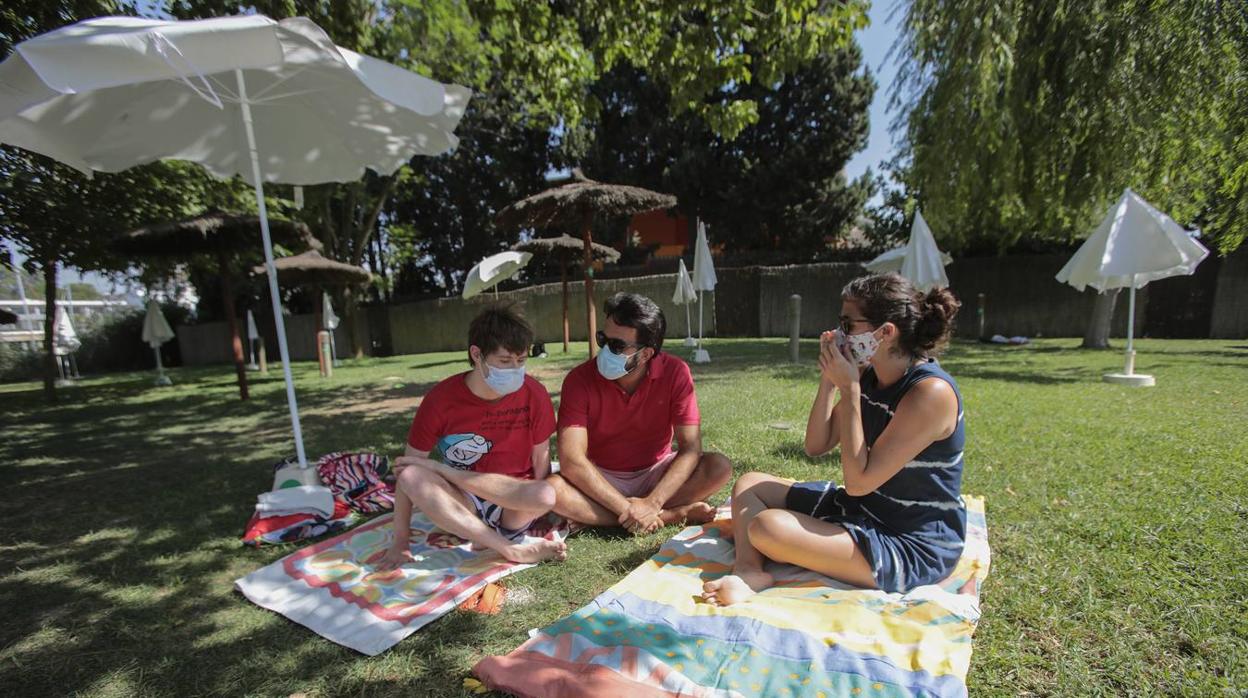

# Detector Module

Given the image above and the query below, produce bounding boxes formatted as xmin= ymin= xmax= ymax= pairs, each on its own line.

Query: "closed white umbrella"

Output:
xmin=691 ymin=220 xmax=717 ymax=363
xmin=864 ymin=245 xmax=952 ymax=274
xmin=895 ymin=209 xmax=949 ymax=291
xmin=53 ymin=305 xmax=80 ymax=355
xmin=245 ymin=309 xmax=259 ymax=368
xmin=462 ymin=251 xmax=533 ymax=299
xmin=322 ymin=291 xmax=340 ymax=366
xmin=142 ymin=300 xmax=175 ymax=385
xmin=0 ymin=15 xmax=469 ymax=467
xmin=672 ymin=258 xmax=698 ymax=347
xmin=1057 ymin=189 xmax=1209 ymax=386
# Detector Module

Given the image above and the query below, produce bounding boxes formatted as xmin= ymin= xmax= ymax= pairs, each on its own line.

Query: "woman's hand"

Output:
xmin=819 ymin=330 xmax=859 ymax=391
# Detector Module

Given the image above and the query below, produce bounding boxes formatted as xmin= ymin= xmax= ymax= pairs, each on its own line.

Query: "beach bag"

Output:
xmin=315 ymin=451 xmax=395 ymax=514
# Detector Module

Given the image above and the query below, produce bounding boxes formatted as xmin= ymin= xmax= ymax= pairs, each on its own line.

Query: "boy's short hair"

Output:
xmin=467 ymin=303 xmax=534 ymax=364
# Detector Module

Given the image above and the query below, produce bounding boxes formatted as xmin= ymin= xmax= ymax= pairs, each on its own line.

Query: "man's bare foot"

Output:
xmin=499 ymin=538 xmax=568 ymax=564
xmin=700 ymin=569 xmax=774 ymax=606
xmin=661 ymin=501 xmax=716 ymax=526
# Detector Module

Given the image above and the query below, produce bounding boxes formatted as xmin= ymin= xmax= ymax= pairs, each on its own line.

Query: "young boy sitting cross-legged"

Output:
xmin=377 ymin=304 xmax=567 ymax=568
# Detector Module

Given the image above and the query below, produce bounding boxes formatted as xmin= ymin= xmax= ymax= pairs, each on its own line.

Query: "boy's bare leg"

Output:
xmin=546 ymin=473 xmax=623 ymax=526
xmin=396 ymin=466 xmax=565 ymax=563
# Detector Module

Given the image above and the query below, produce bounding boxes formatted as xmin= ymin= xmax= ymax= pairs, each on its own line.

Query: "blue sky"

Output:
xmin=845 ymin=0 xmax=903 ymax=186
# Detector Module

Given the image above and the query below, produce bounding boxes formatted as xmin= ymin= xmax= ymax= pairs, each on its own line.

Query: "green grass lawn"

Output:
xmin=2 ymin=338 xmax=1246 ymax=696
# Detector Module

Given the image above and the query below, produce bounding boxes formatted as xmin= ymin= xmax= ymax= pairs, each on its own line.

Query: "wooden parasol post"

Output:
xmin=581 ymin=209 xmax=596 ymax=358
xmin=560 ymin=248 xmax=570 ymax=352
xmin=217 ymin=250 xmax=249 ymax=400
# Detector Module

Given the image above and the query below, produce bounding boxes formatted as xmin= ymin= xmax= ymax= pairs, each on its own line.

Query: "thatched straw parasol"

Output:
xmin=119 ymin=213 xmax=318 ymax=400
xmin=252 ymin=250 xmax=371 ymax=348
xmin=496 ymin=169 xmax=676 ymax=357
xmin=512 ymin=234 xmax=620 ymax=353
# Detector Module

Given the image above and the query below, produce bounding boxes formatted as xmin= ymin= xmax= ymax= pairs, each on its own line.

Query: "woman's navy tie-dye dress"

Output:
xmin=786 ymin=359 xmax=967 ymax=592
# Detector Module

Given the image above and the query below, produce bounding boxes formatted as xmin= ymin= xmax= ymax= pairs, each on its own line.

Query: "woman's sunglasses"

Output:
xmin=595 ymin=330 xmax=645 ymax=355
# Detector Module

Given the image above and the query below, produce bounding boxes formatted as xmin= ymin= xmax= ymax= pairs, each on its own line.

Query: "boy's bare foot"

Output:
xmin=660 ymin=501 xmax=716 ymax=526
xmin=500 ymin=538 xmax=568 ymax=564
xmin=700 ymin=569 xmax=774 ymax=606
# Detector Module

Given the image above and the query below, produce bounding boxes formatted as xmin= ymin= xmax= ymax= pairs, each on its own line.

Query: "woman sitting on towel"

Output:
xmin=703 ymin=273 xmax=965 ymax=604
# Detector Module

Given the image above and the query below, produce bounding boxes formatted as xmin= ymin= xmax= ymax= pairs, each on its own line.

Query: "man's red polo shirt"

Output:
xmin=557 ymin=351 xmax=700 ymax=472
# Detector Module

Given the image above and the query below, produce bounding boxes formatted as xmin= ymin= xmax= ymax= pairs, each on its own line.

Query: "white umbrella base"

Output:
xmin=1102 ymin=372 xmax=1155 ymax=387
xmin=683 ymin=337 xmax=697 ymax=347
xmin=693 ymin=348 xmax=711 ymax=364
xmin=154 ymin=374 xmax=173 ymax=386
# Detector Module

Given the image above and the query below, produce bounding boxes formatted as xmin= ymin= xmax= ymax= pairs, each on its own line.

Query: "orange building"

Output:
xmin=627 ymin=210 xmax=690 ymax=258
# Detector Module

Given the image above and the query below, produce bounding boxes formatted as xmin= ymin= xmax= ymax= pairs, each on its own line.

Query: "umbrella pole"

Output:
xmin=561 ymin=255 xmax=569 ymax=353
xmin=217 ymin=253 xmax=248 ymax=400
xmin=1125 ymin=277 xmax=1137 ymax=375
xmin=685 ymin=302 xmax=692 ymax=342
xmin=698 ymin=290 xmax=704 ymax=347
xmin=581 ymin=210 xmax=597 ymax=358
xmin=237 ymin=69 xmax=308 ymax=469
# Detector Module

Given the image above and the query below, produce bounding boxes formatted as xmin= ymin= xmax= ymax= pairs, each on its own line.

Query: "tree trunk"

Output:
xmin=41 ymin=258 xmax=57 ymax=403
xmin=218 ymin=254 xmax=249 ymax=401
xmin=1082 ymin=288 xmax=1120 ymax=349
xmin=561 ymin=254 xmax=570 ymax=353
xmin=581 ymin=210 xmax=597 ymax=359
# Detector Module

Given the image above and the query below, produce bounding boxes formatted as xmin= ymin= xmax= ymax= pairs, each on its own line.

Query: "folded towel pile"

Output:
xmin=256 ymin=485 xmax=335 ymax=518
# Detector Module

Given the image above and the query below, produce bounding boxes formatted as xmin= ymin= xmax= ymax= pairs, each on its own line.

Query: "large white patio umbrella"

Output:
xmin=463 ymin=251 xmax=533 ymax=299
xmin=142 ymin=300 xmax=176 ymax=385
xmin=1056 ymin=188 xmax=1209 ymax=387
xmin=321 ymin=291 xmax=340 ymax=367
xmin=691 ymin=220 xmax=717 ymax=363
xmin=864 ymin=209 xmax=950 ymax=291
xmin=0 ymin=15 xmax=469 ymax=467
xmin=672 ymin=258 xmax=697 ymax=347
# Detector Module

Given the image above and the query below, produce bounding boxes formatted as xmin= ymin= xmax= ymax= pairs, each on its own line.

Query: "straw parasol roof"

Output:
xmin=511 ymin=234 xmax=621 ymax=263
xmin=117 ymin=213 xmax=320 ymax=402
xmin=496 ymin=169 xmax=675 ymax=357
xmin=254 ymin=250 xmax=372 ymax=287
xmin=495 ymin=169 xmax=676 ymax=231
xmin=117 ymin=213 xmax=320 ymax=256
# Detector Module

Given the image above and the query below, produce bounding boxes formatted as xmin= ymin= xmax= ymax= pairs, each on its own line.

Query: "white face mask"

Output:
xmin=836 ymin=328 xmax=882 ymax=367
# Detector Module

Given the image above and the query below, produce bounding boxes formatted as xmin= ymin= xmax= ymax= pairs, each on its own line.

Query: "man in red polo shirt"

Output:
xmin=549 ymin=292 xmax=733 ymax=534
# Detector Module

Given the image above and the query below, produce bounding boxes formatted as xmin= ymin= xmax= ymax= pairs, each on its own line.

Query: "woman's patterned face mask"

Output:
xmin=836 ymin=327 xmax=881 ymax=367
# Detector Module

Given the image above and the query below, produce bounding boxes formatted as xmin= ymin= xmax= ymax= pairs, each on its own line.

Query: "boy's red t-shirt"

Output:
xmin=557 ymin=352 xmax=701 ymax=472
xmin=407 ymin=373 xmax=556 ymax=480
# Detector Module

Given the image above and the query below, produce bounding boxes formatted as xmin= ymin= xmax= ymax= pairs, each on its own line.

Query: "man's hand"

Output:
xmin=619 ymin=497 xmax=663 ymax=535
xmin=376 ymin=544 xmax=414 ymax=571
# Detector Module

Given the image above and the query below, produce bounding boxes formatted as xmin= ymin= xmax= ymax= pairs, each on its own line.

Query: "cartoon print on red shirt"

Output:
xmin=432 ymin=433 xmax=493 ymax=469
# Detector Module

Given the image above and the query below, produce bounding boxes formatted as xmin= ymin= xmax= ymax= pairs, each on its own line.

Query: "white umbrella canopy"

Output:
xmin=0 ymin=15 xmax=470 ymax=183
xmin=0 ymin=14 xmax=470 ymax=467
xmin=672 ymin=258 xmax=697 ymax=346
xmin=1056 ymin=188 xmax=1209 ymax=386
xmin=691 ymin=220 xmax=717 ymax=362
xmin=142 ymin=300 xmax=176 ymax=385
xmin=1056 ymin=189 xmax=1209 ymax=292
xmin=463 ymin=251 xmax=533 ymax=299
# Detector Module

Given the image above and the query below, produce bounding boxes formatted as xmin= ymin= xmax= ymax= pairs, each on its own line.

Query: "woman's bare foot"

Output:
xmin=701 ymin=569 xmax=774 ymax=606
xmin=499 ymin=538 xmax=568 ymax=564
xmin=661 ymin=501 xmax=716 ymax=526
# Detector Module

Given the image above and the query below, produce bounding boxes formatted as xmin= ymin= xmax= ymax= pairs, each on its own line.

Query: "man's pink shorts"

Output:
xmin=597 ymin=452 xmax=678 ymax=498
